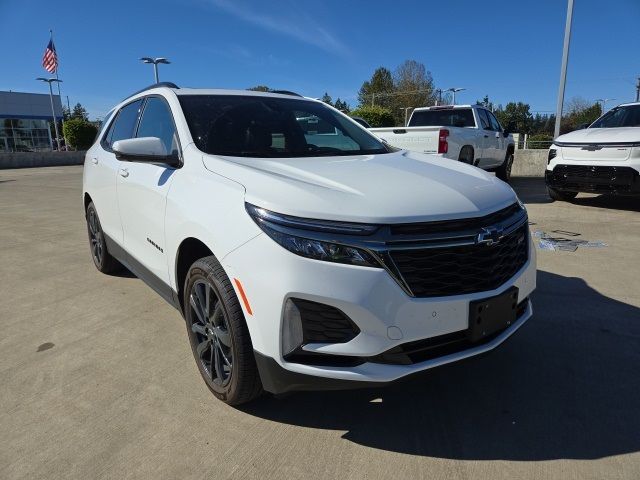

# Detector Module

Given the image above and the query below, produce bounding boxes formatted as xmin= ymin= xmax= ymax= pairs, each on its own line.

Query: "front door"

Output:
xmin=116 ymin=96 xmax=181 ymax=290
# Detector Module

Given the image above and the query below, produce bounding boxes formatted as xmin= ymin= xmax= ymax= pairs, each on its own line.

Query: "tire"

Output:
xmin=547 ymin=186 xmax=578 ymax=202
xmin=458 ymin=146 xmax=474 ymax=165
xmin=496 ymin=150 xmax=514 ymax=182
xmin=86 ymin=202 xmax=122 ymax=274
xmin=183 ymin=256 xmax=262 ymax=405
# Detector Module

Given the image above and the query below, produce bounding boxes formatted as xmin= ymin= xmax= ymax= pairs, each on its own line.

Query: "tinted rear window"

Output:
xmin=409 ymin=109 xmax=475 ymax=128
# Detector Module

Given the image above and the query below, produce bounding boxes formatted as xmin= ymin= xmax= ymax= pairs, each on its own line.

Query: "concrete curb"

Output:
xmin=0 ymin=151 xmax=86 ymax=169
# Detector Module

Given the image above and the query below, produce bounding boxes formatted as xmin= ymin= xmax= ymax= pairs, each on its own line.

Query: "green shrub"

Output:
xmin=526 ymin=133 xmax=553 ymax=149
xmin=350 ymin=105 xmax=396 ymax=128
xmin=63 ymin=119 xmax=98 ymax=150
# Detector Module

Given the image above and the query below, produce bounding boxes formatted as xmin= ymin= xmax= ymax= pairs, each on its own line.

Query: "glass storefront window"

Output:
xmin=0 ymin=117 xmax=53 ymax=152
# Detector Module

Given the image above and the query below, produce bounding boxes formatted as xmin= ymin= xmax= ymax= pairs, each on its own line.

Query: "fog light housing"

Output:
xmin=282 ymin=299 xmax=304 ymax=356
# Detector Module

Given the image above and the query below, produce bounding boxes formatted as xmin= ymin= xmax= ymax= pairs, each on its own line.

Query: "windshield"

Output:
xmin=590 ymin=105 xmax=640 ymax=128
xmin=178 ymin=95 xmax=389 ymax=157
xmin=408 ymin=108 xmax=475 ymax=127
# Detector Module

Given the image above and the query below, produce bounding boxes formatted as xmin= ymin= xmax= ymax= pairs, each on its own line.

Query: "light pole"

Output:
xmin=140 ymin=57 xmax=171 ymax=83
xmin=36 ymin=77 xmax=62 ymax=151
xmin=595 ymin=98 xmax=615 ymax=113
xmin=446 ymin=87 xmax=466 ymax=105
xmin=434 ymin=89 xmax=443 ymax=105
xmin=399 ymin=107 xmax=413 ymax=126
xmin=554 ymin=0 xmax=574 ymax=138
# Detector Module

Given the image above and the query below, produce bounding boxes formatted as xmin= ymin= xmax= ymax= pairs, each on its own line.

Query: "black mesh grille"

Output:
xmin=291 ymin=298 xmax=360 ymax=344
xmin=547 ymin=165 xmax=639 ymax=193
xmin=389 ymin=224 xmax=529 ymax=297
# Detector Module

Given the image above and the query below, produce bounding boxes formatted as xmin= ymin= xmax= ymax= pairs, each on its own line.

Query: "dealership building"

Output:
xmin=0 ymin=91 xmax=63 ymax=152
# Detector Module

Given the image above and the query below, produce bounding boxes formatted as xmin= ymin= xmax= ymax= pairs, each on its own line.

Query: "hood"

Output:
xmin=556 ymin=127 xmax=640 ymax=144
xmin=201 ymin=150 xmax=517 ymax=223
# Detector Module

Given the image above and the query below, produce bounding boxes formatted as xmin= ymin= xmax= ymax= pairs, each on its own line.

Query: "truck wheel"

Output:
xmin=458 ymin=146 xmax=474 ymax=165
xmin=184 ymin=256 xmax=263 ymax=405
xmin=547 ymin=186 xmax=578 ymax=202
xmin=86 ymin=202 xmax=122 ymax=274
xmin=496 ymin=150 xmax=514 ymax=182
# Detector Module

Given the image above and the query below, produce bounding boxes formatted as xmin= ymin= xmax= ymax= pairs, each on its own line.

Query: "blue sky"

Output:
xmin=1 ymin=0 xmax=638 ymax=119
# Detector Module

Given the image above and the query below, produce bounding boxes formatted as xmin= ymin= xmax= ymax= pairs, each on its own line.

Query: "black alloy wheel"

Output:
xmin=184 ymin=257 xmax=262 ymax=405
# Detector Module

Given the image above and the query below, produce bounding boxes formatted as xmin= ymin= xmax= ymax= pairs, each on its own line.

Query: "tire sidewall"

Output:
xmin=86 ymin=203 xmax=106 ymax=271
xmin=183 ymin=261 xmax=243 ymax=403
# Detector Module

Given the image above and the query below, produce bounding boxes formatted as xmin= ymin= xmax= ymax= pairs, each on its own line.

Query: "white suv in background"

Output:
xmin=83 ymin=83 xmax=536 ymax=405
xmin=547 ymin=102 xmax=640 ymax=200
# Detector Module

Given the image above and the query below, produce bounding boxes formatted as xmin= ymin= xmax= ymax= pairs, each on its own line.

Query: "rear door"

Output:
xmin=116 ymin=96 xmax=181 ymax=292
xmin=87 ymin=101 xmax=142 ymax=246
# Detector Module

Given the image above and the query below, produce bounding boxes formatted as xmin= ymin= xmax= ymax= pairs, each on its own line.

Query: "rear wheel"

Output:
xmin=184 ymin=256 xmax=262 ymax=405
xmin=458 ymin=146 xmax=474 ymax=165
xmin=547 ymin=186 xmax=578 ymax=201
xmin=85 ymin=202 xmax=122 ymax=273
xmin=496 ymin=150 xmax=514 ymax=182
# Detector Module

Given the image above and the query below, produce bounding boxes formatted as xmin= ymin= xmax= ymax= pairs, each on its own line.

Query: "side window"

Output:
xmin=478 ymin=109 xmax=491 ymax=130
xmin=486 ymin=110 xmax=502 ymax=131
xmin=137 ymin=97 xmax=179 ymax=155
xmin=105 ymin=99 xmax=143 ymax=149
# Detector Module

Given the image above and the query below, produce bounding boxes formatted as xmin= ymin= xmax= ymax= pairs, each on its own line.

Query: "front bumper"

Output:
xmin=223 ymin=232 xmax=536 ymax=394
xmin=545 ymin=165 xmax=640 ymax=195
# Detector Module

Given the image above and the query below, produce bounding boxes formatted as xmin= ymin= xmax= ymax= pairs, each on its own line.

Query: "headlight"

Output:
xmin=246 ymin=203 xmax=381 ymax=268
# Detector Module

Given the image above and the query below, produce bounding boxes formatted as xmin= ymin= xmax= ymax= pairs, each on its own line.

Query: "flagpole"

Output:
xmin=50 ymin=29 xmax=67 ymax=149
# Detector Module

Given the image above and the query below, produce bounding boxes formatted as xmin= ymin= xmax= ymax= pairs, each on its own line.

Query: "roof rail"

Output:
xmin=269 ymin=89 xmax=302 ymax=97
xmin=125 ymin=82 xmax=179 ymax=100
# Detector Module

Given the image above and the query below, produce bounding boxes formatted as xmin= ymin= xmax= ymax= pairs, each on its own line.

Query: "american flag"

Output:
xmin=42 ymin=39 xmax=58 ymax=73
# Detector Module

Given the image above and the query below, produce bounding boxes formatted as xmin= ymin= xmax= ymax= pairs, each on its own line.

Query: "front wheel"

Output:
xmin=496 ymin=151 xmax=514 ymax=182
xmin=184 ymin=256 xmax=262 ymax=405
xmin=547 ymin=186 xmax=578 ymax=202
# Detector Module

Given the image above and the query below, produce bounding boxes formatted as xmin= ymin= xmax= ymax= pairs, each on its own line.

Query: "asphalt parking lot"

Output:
xmin=1 ymin=165 xmax=639 ymax=480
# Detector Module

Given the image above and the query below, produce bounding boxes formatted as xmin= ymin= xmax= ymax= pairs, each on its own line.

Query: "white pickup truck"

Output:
xmin=370 ymin=105 xmax=516 ymax=182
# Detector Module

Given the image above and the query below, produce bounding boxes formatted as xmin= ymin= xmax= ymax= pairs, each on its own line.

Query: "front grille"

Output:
xmin=369 ymin=298 xmax=530 ymax=365
xmin=389 ymin=223 xmax=529 ymax=297
xmin=546 ymin=165 xmax=640 ymax=194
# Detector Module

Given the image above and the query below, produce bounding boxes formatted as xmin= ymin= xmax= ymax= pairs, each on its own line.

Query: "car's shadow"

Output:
xmin=511 ymin=176 xmax=640 ymax=212
xmin=240 ymin=270 xmax=640 ymax=461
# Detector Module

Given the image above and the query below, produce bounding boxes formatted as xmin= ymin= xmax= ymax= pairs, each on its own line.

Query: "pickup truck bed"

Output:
xmin=370 ymin=105 xmax=515 ymax=179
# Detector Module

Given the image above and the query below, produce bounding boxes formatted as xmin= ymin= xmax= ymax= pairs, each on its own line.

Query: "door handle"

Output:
xmin=119 ymin=168 xmax=129 ymax=178
xmin=483 ymin=134 xmax=489 ymax=138
xmin=91 ymin=157 xmax=98 ymax=165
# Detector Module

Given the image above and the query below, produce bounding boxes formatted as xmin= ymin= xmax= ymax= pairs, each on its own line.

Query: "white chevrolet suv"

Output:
xmin=83 ymin=83 xmax=536 ymax=405
xmin=547 ymin=102 xmax=640 ymax=200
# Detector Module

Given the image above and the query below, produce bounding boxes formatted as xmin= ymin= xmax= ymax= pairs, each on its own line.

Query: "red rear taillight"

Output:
xmin=438 ymin=129 xmax=449 ymax=154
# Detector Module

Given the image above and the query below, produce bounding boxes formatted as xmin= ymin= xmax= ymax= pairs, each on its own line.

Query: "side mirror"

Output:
xmin=503 ymin=130 xmax=510 ymax=138
xmin=113 ymin=137 xmax=181 ymax=167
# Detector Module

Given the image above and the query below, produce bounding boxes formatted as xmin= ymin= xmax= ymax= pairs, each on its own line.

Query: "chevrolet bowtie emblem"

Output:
xmin=476 ymin=226 xmax=504 ymax=246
